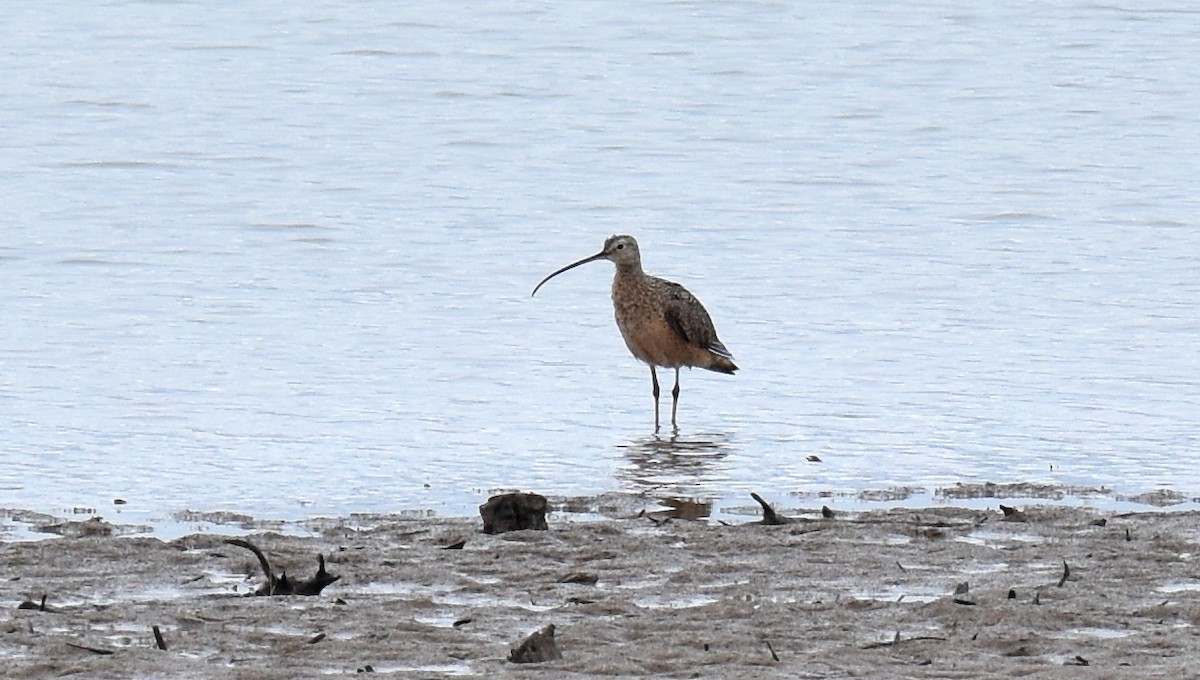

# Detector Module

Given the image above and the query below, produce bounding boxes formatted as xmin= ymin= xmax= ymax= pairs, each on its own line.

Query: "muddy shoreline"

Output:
xmin=3 ymin=498 xmax=1199 ymax=678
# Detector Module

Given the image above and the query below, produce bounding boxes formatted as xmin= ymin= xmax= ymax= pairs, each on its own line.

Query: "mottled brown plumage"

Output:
xmin=532 ymin=235 xmax=737 ymax=431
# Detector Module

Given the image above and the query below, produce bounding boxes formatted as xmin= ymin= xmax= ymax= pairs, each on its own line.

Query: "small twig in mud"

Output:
xmin=152 ymin=625 xmax=167 ymax=651
xmin=308 ymin=632 xmax=326 ymax=645
xmin=66 ymin=642 xmax=113 ymax=655
xmin=751 ymin=493 xmax=793 ymax=525
xmin=225 ymin=539 xmax=340 ymax=596
xmin=765 ymin=639 xmax=779 ymax=661
xmin=1065 ymin=655 xmax=1089 ymax=666
xmin=1057 ymin=560 xmax=1070 ymax=587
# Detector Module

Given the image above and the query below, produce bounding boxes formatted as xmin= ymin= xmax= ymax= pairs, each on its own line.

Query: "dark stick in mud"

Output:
xmin=153 ymin=625 xmax=167 ymax=651
xmin=66 ymin=642 xmax=113 ymax=655
xmin=1057 ymin=560 xmax=1071 ymax=587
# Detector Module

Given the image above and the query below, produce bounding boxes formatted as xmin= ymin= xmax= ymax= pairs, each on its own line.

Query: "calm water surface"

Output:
xmin=2 ymin=1 xmax=1199 ymax=529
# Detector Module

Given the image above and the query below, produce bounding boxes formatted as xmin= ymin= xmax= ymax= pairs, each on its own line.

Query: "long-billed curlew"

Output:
xmin=532 ymin=235 xmax=737 ymax=432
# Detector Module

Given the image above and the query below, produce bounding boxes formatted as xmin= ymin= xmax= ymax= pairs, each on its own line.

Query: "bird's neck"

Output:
xmin=614 ymin=261 xmax=644 ymax=278
xmin=611 ymin=262 xmax=646 ymax=302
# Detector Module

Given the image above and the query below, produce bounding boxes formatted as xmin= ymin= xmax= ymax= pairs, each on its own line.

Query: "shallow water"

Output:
xmin=2 ymin=1 xmax=1198 ymax=528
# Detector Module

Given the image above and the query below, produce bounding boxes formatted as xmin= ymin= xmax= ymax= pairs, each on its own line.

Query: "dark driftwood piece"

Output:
xmin=17 ymin=594 xmax=49 ymax=612
xmin=999 ymin=504 xmax=1028 ymax=522
xmin=751 ymin=493 xmax=793 ymax=525
xmin=225 ymin=539 xmax=340 ymax=596
xmin=480 ymin=492 xmax=548 ymax=534
xmin=508 ymin=624 xmax=562 ymax=663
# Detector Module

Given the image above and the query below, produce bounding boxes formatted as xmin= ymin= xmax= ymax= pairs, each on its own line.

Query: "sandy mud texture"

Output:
xmin=2 ymin=504 xmax=1199 ymax=678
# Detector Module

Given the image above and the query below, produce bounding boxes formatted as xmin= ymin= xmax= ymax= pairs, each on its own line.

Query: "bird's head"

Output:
xmin=531 ymin=234 xmax=642 ymax=296
xmin=600 ymin=234 xmax=640 ymax=267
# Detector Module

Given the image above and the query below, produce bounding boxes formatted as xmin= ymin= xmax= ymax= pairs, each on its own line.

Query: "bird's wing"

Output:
xmin=660 ymin=280 xmax=733 ymax=359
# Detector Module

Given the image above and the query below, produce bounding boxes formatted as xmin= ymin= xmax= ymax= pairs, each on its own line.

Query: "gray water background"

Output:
xmin=2 ymin=1 xmax=1199 ymax=528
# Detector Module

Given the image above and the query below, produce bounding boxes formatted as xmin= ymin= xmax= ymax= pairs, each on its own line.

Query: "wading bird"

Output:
xmin=532 ymin=235 xmax=737 ymax=432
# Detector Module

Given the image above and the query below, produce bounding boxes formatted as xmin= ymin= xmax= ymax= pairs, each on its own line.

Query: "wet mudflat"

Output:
xmin=2 ymin=504 xmax=1198 ymax=679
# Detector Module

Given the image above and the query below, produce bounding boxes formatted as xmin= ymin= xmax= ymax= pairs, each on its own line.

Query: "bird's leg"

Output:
xmin=650 ymin=366 xmax=660 ymax=433
xmin=670 ymin=368 xmax=681 ymax=432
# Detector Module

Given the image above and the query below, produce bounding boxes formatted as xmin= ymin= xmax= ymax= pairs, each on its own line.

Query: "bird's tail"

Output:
xmin=706 ymin=354 xmax=738 ymax=374
xmin=705 ymin=340 xmax=738 ymax=374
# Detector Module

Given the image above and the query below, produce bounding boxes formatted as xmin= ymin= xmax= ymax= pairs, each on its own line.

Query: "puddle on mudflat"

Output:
xmin=854 ymin=584 xmax=943 ymax=604
xmin=432 ymin=591 xmax=558 ymax=611
xmin=413 ymin=612 xmax=468 ymax=628
xmin=320 ymin=662 xmax=474 ymax=676
xmin=632 ymin=594 xmax=720 ymax=609
xmin=352 ymin=581 xmax=454 ymax=596
xmin=1059 ymin=627 xmax=1135 ymax=640
xmin=955 ymin=530 xmax=1043 ymax=549
xmin=1158 ymin=582 xmax=1200 ymax=593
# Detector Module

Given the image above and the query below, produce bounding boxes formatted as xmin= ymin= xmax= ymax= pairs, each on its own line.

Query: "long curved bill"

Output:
xmin=531 ymin=251 xmax=606 ymax=296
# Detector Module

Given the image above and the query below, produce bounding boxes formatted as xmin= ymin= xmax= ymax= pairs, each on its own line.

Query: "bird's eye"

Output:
xmin=616 ymin=244 xmax=624 ymax=250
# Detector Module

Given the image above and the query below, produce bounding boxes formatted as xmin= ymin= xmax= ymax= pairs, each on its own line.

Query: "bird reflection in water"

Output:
xmin=615 ymin=433 xmax=734 ymax=519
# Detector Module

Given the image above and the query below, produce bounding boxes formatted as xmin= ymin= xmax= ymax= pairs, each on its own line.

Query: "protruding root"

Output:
xmin=225 ymin=539 xmax=340 ymax=596
xmin=751 ymin=493 xmax=793 ymax=525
